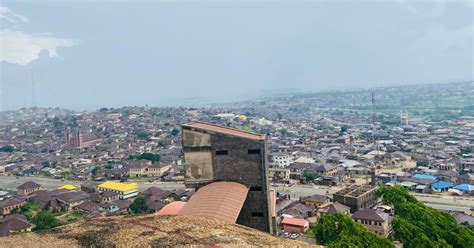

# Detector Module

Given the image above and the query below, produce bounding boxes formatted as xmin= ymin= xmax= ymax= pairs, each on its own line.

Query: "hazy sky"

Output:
xmin=1 ymin=0 xmax=473 ymax=110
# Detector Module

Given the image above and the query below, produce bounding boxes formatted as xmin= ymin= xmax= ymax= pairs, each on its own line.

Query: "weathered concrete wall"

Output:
xmin=182 ymin=125 xmax=272 ymax=233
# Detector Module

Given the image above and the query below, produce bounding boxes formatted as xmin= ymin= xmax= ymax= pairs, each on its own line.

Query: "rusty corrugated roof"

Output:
xmin=183 ymin=121 xmax=264 ymax=140
xmin=178 ymin=182 xmax=249 ymax=224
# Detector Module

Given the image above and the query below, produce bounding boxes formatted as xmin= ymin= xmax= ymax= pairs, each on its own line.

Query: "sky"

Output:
xmin=0 ymin=0 xmax=473 ymax=111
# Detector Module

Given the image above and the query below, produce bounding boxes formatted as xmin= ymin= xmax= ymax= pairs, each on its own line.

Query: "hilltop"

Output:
xmin=2 ymin=214 xmax=317 ymax=247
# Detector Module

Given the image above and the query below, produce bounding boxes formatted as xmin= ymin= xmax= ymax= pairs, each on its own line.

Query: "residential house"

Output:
xmin=352 ymin=209 xmax=391 ymax=236
xmin=281 ymin=217 xmax=309 ymax=234
xmin=17 ymin=181 xmax=42 ymax=196
xmin=0 ymin=214 xmax=32 ymax=237
xmin=55 ymin=191 xmax=90 ymax=211
xmin=0 ymin=197 xmax=26 ymax=216
xmin=316 ymin=202 xmax=351 ymax=216
xmin=269 ymin=168 xmax=290 ymax=183
xmin=300 ymin=194 xmax=330 ymax=208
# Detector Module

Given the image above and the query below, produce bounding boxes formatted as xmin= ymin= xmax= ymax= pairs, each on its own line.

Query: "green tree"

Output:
xmin=171 ymin=128 xmax=180 ymax=136
xmin=303 ymin=172 xmax=319 ymax=183
xmin=139 ymin=153 xmax=160 ymax=163
xmin=339 ymin=125 xmax=348 ymax=135
xmin=136 ymin=131 xmax=151 ymax=141
xmin=32 ymin=211 xmax=61 ymax=231
xmin=314 ymin=213 xmax=394 ymax=248
xmin=12 ymin=201 xmax=39 ymax=220
xmin=376 ymin=186 xmax=474 ymax=248
xmin=130 ymin=196 xmax=148 ymax=214
xmin=0 ymin=145 xmax=14 ymax=153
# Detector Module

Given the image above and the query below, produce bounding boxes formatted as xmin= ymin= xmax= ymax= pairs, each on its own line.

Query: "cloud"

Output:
xmin=0 ymin=30 xmax=75 ymax=65
xmin=0 ymin=5 xmax=28 ymax=23
xmin=0 ymin=5 xmax=75 ymax=65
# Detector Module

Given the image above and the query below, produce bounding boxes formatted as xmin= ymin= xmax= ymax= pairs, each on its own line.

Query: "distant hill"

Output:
xmin=2 ymin=215 xmax=317 ymax=247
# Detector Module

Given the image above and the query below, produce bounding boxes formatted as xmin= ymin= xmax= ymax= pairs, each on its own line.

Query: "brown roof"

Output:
xmin=317 ymin=202 xmax=350 ymax=214
xmin=178 ymin=182 xmax=249 ymax=224
xmin=0 ymin=197 xmax=25 ymax=209
xmin=352 ymin=209 xmax=389 ymax=222
xmin=183 ymin=121 xmax=264 ymax=140
xmin=17 ymin=181 xmax=41 ymax=190
xmin=157 ymin=201 xmax=187 ymax=216
xmin=0 ymin=218 xmax=31 ymax=237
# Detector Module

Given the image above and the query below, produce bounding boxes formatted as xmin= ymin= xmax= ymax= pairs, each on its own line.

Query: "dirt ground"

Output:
xmin=2 ymin=215 xmax=319 ymax=248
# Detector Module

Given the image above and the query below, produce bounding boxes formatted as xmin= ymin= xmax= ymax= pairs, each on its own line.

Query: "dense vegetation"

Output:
xmin=314 ymin=213 xmax=394 ymax=248
xmin=130 ymin=196 xmax=149 ymax=214
xmin=128 ymin=152 xmax=161 ymax=163
xmin=0 ymin=145 xmax=14 ymax=153
xmin=32 ymin=211 xmax=61 ymax=231
xmin=376 ymin=186 xmax=474 ymax=248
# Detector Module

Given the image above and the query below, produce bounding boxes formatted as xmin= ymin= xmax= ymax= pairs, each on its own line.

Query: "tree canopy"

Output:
xmin=171 ymin=128 xmax=180 ymax=136
xmin=376 ymin=186 xmax=474 ymax=248
xmin=0 ymin=145 xmax=14 ymax=153
xmin=314 ymin=213 xmax=394 ymax=248
xmin=130 ymin=196 xmax=148 ymax=214
xmin=32 ymin=211 xmax=61 ymax=231
xmin=129 ymin=152 xmax=161 ymax=163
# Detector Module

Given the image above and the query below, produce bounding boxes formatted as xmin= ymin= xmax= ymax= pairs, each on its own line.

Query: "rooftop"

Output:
xmin=183 ymin=121 xmax=264 ymax=140
xmin=178 ymin=181 xmax=249 ymax=224
xmin=98 ymin=181 xmax=138 ymax=193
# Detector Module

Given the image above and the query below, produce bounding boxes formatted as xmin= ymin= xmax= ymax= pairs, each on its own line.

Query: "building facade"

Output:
xmin=333 ymin=185 xmax=378 ymax=213
xmin=181 ymin=121 xmax=273 ymax=233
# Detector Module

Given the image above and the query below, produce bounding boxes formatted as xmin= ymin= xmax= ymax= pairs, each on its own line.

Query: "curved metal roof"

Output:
xmin=178 ymin=182 xmax=249 ymax=224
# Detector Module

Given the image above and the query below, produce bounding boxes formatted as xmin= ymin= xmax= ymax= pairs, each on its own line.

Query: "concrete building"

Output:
xmin=127 ymin=160 xmax=172 ymax=178
xmin=352 ymin=209 xmax=391 ymax=236
xmin=269 ymin=168 xmax=290 ymax=183
xmin=269 ymin=152 xmax=292 ymax=168
xmin=333 ymin=185 xmax=378 ymax=213
xmin=281 ymin=217 xmax=309 ymax=234
xmin=97 ymin=181 xmax=139 ymax=199
xmin=66 ymin=130 xmax=103 ymax=148
xmin=17 ymin=181 xmax=42 ymax=196
xmin=181 ymin=121 xmax=272 ymax=233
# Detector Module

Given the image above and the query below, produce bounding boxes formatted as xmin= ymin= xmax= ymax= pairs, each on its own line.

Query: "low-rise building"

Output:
xmin=333 ymin=185 xmax=377 ymax=213
xmin=300 ymin=194 xmax=330 ymax=208
xmin=281 ymin=217 xmax=309 ymax=234
xmin=17 ymin=181 xmax=42 ymax=196
xmin=0 ymin=197 xmax=26 ymax=216
xmin=97 ymin=181 xmax=139 ymax=199
xmin=352 ymin=209 xmax=391 ymax=236
xmin=128 ymin=160 xmax=172 ymax=178
xmin=269 ymin=168 xmax=290 ymax=182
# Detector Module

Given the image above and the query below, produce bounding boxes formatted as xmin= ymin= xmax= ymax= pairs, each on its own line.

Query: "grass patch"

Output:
xmin=305 ymin=228 xmax=316 ymax=238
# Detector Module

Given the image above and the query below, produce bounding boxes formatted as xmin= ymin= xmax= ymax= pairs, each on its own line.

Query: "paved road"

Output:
xmin=273 ymin=184 xmax=474 ymax=213
xmin=0 ymin=175 xmax=185 ymax=192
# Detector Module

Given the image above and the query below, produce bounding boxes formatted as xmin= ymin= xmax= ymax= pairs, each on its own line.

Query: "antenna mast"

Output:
xmin=31 ymin=67 xmax=36 ymax=107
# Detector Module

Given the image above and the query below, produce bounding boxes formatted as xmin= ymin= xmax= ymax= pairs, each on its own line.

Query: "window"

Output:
xmin=251 ymin=212 xmax=264 ymax=217
xmin=249 ymin=186 xmax=262 ymax=191
xmin=248 ymin=149 xmax=261 ymax=154
xmin=216 ymin=150 xmax=228 ymax=155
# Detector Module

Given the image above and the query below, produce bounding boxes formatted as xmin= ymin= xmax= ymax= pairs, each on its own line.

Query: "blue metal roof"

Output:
xmin=454 ymin=184 xmax=474 ymax=192
xmin=414 ymin=174 xmax=437 ymax=180
xmin=431 ymin=181 xmax=454 ymax=189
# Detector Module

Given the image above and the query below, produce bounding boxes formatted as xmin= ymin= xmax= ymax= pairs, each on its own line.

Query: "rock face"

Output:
xmin=1 ymin=215 xmax=317 ymax=247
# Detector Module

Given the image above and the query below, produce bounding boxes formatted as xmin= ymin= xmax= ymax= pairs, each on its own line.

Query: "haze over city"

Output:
xmin=1 ymin=0 xmax=473 ymax=110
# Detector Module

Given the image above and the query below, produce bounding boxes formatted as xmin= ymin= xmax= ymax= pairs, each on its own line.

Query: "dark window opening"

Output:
xmin=251 ymin=212 xmax=264 ymax=217
xmin=216 ymin=150 xmax=228 ymax=155
xmin=249 ymin=186 xmax=262 ymax=191
xmin=248 ymin=149 xmax=261 ymax=154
